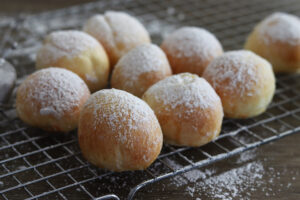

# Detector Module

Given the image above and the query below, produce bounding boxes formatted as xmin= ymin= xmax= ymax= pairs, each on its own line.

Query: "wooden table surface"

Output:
xmin=1 ymin=1 xmax=299 ymax=199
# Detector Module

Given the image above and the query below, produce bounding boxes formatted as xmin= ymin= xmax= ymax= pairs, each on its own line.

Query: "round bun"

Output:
xmin=83 ymin=11 xmax=151 ymax=67
xmin=78 ymin=89 xmax=163 ymax=171
xmin=111 ymin=44 xmax=172 ymax=97
xmin=245 ymin=12 xmax=300 ymax=73
xmin=161 ymin=27 xmax=223 ymax=76
xmin=16 ymin=67 xmax=90 ymax=132
xmin=203 ymin=50 xmax=275 ymax=118
xmin=36 ymin=30 xmax=109 ymax=92
xmin=142 ymin=73 xmax=223 ymax=147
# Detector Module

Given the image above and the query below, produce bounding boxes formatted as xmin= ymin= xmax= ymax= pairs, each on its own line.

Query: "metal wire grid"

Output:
xmin=0 ymin=0 xmax=300 ymax=199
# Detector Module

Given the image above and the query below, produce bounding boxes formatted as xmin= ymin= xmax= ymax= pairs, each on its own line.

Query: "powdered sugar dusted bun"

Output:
xmin=203 ymin=50 xmax=275 ymax=118
xmin=83 ymin=11 xmax=151 ymax=67
xmin=245 ymin=12 xmax=300 ymax=73
xmin=161 ymin=27 xmax=223 ymax=76
xmin=111 ymin=44 xmax=172 ymax=97
xmin=16 ymin=68 xmax=90 ymax=132
xmin=78 ymin=89 xmax=163 ymax=171
xmin=142 ymin=73 xmax=223 ymax=147
xmin=36 ymin=30 xmax=109 ymax=92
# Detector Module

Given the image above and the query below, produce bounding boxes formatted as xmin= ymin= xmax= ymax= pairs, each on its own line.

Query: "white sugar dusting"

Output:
xmin=84 ymin=11 xmax=150 ymax=58
xmin=104 ymin=11 xmax=150 ymax=50
xmin=203 ymin=50 xmax=263 ymax=97
xmin=193 ymin=162 xmax=264 ymax=200
xmin=85 ymin=89 xmax=160 ymax=146
xmin=259 ymin=12 xmax=300 ymax=45
xmin=37 ymin=30 xmax=100 ymax=65
xmin=0 ymin=59 xmax=16 ymax=86
xmin=21 ymin=67 xmax=87 ymax=119
xmin=83 ymin=14 xmax=115 ymax=48
xmin=162 ymin=27 xmax=222 ymax=60
xmin=145 ymin=73 xmax=221 ymax=112
xmin=164 ymin=149 xmax=298 ymax=199
xmin=114 ymin=44 xmax=169 ymax=87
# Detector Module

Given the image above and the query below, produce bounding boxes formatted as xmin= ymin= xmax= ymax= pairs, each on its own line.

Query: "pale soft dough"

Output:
xmin=84 ymin=11 xmax=151 ymax=68
xmin=36 ymin=30 xmax=109 ymax=92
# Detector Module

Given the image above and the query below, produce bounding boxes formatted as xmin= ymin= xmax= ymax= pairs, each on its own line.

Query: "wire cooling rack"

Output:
xmin=0 ymin=0 xmax=300 ymax=199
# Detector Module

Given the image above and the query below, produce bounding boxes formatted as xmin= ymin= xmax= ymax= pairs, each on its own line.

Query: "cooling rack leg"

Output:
xmin=95 ymin=194 xmax=120 ymax=200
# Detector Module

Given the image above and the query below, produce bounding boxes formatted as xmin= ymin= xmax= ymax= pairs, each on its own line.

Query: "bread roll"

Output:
xmin=16 ymin=67 xmax=90 ymax=132
xmin=245 ymin=12 xmax=300 ymax=73
xmin=161 ymin=27 xmax=223 ymax=76
xmin=143 ymin=73 xmax=223 ymax=147
xmin=111 ymin=44 xmax=172 ymax=97
xmin=78 ymin=89 xmax=163 ymax=171
xmin=203 ymin=50 xmax=275 ymax=118
xmin=83 ymin=11 xmax=151 ymax=67
xmin=36 ymin=30 xmax=109 ymax=92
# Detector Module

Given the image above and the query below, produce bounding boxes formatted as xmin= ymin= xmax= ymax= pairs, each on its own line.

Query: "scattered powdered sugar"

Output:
xmin=114 ymin=44 xmax=169 ymax=87
xmin=0 ymin=59 xmax=16 ymax=102
xmin=37 ymin=30 xmax=100 ymax=65
xmin=145 ymin=73 xmax=221 ymax=112
xmin=166 ymin=152 xmax=264 ymax=199
xmin=0 ymin=58 xmax=16 ymax=86
xmin=259 ymin=12 xmax=300 ymax=45
xmin=164 ymin=149 xmax=298 ymax=199
xmin=162 ymin=26 xmax=222 ymax=60
xmin=185 ymin=162 xmax=263 ymax=200
xmin=236 ymin=150 xmax=257 ymax=164
xmin=146 ymin=19 xmax=177 ymax=39
xmin=17 ymin=166 xmax=27 ymax=170
xmin=21 ymin=67 xmax=88 ymax=119
xmin=203 ymin=50 xmax=264 ymax=97
xmin=84 ymin=89 xmax=159 ymax=145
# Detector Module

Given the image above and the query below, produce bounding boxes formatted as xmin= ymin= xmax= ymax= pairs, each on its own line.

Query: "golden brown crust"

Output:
xmin=161 ymin=44 xmax=223 ymax=76
xmin=112 ymin=67 xmax=172 ymax=97
xmin=147 ymin=97 xmax=223 ymax=146
xmin=244 ymin=13 xmax=300 ymax=73
xmin=142 ymin=73 xmax=223 ymax=147
xmin=245 ymin=30 xmax=300 ymax=73
xmin=16 ymin=68 xmax=90 ymax=132
xmin=111 ymin=44 xmax=172 ymax=97
xmin=160 ymin=27 xmax=223 ymax=76
xmin=203 ymin=50 xmax=276 ymax=118
xmin=78 ymin=89 xmax=163 ymax=171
